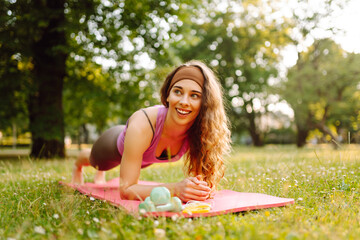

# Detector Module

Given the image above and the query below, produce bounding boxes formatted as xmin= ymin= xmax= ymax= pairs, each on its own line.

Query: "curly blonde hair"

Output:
xmin=160 ymin=60 xmax=231 ymax=190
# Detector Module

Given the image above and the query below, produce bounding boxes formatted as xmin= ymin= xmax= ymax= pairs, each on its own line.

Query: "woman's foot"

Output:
xmin=71 ymin=166 xmax=84 ymax=184
xmin=94 ymin=170 xmax=106 ymax=184
xmin=71 ymin=149 xmax=91 ymax=185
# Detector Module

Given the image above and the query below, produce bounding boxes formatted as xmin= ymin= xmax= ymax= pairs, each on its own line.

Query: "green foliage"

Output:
xmin=62 ymin=0 xmax=198 ymax=136
xmin=0 ymin=1 xmax=31 ymax=132
xmin=280 ymin=39 xmax=360 ymax=145
xmin=0 ymin=0 xmax=199 ymax=147
xmin=171 ymin=0 xmax=294 ymax=145
xmin=1 ymin=145 xmax=360 ymax=238
xmin=1 ymin=0 xmax=358 ymax=149
xmin=62 ymin=0 xmax=217 ymax=139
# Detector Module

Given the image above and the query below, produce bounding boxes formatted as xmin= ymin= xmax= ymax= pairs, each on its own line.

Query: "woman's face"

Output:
xmin=166 ymin=79 xmax=202 ymax=127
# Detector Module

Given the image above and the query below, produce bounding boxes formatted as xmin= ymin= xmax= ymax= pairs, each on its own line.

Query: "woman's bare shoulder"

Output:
xmin=141 ymin=105 xmax=161 ymax=124
xmin=127 ymin=106 xmax=160 ymax=132
xmin=124 ymin=106 xmax=161 ymax=150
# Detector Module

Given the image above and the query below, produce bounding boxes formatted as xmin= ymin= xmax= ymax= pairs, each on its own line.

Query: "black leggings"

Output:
xmin=90 ymin=125 xmax=125 ymax=171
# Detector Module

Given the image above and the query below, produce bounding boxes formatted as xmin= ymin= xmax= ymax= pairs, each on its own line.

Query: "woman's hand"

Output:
xmin=175 ymin=175 xmax=211 ymax=202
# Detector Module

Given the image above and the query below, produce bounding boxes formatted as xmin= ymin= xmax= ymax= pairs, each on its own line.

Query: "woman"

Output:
xmin=72 ymin=60 xmax=231 ymax=202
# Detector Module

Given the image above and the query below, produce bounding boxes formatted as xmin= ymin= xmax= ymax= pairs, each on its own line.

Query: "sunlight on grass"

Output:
xmin=0 ymin=144 xmax=359 ymax=239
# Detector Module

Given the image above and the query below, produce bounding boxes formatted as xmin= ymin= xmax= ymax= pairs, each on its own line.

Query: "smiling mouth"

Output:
xmin=176 ymin=108 xmax=192 ymax=115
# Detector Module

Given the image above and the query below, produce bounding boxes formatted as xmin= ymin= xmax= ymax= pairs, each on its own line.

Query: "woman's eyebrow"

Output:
xmin=173 ymin=86 xmax=183 ymax=89
xmin=173 ymin=85 xmax=202 ymax=94
xmin=192 ymin=90 xmax=202 ymax=94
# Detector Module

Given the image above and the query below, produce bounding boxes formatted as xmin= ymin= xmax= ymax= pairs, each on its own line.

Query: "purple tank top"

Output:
xmin=117 ymin=105 xmax=189 ymax=168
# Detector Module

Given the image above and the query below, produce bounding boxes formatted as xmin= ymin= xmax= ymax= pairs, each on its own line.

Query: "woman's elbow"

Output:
xmin=119 ymin=187 xmax=130 ymax=200
xmin=119 ymin=186 xmax=137 ymax=200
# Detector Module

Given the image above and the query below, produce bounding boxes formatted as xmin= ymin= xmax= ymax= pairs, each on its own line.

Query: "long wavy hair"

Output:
xmin=160 ymin=60 xmax=231 ymax=190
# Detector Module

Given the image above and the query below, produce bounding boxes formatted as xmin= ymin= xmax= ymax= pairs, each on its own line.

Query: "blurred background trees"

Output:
xmin=0 ymin=0 xmax=359 ymax=158
xmin=279 ymin=39 xmax=360 ymax=147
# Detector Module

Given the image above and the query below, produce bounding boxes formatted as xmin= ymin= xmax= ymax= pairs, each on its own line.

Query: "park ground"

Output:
xmin=0 ymin=144 xmax=359 ymax=239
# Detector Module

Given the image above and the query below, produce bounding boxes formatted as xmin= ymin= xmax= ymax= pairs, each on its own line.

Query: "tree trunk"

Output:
xmin=29 ymin=0 xmax=67 ymax=158
xmin=82 ymin=124 xmax=89 ymax=144
xmin=77 ymin=126 xmax=82 ymax=151
xmin=316 ymin=123 xmax=340 ymax=149
xmin=12 ymin=122 xmax=17 ymax=149
xmin=247 ymin=109 xmax=264 ymax=146
xmin=296 ymin=127 xmax=308 ymax=147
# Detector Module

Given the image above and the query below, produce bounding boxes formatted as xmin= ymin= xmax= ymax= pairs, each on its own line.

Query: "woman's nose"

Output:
xmin=179 ymin=95 xmax=190 ymax=106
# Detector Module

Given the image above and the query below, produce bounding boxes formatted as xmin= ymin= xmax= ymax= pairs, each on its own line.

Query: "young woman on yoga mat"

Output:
xmin=71 ymin=60 xmax=231 ymax=202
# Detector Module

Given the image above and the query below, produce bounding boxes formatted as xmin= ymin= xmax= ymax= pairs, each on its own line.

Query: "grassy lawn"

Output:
xmin=0 ymin=144 xmax=359 ymax=239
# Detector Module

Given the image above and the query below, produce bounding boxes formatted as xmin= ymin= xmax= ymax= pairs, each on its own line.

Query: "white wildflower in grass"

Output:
xmin=34 ymin=226 xmax=46 ymax=235
xmin=77 ymin=228 xmax=84 ymax=235
xmin=171 ymin=214 xmax=178 ymax=221
xmin=139 ymin=209 xmax=146 ymax=215
xmin=90 ymin=197 xmax=95 ymax=201
xmin=53 ymin=214 xmax=59 ymax=219
xmin=297 ymin=198 xmax=303 ymax=201
xmin=154 ymin=220 xmax=159 ymax=227
xmin=86 ymin=211 xmax=89 ymax=214
xmin=154 ymin=228 xmax=166 ymax=238
xmin=93 ymin=217 xmax=100 ymax=223
xmin=43 ymin=203 xmax=46 ymax=206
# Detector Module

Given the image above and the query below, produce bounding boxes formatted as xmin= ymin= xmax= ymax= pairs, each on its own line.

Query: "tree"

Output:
xmin=174 ymin=0 xmax=292 ymax=146
xmin=0 ymin=42 xmax=29 ymax=141
xmin=281 ymin=39 xmax=360 ymax=147
xmin=0 ymin=0 xmax=72 ymax=157
xmin=62 ymin=0 xmax=198 ymax=141
xmin=1 ymin=0 xmax=197 ymax=157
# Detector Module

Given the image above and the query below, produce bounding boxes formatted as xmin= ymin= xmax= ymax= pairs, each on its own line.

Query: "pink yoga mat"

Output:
xmin=60 ymin=178 xmax=294 ymax=217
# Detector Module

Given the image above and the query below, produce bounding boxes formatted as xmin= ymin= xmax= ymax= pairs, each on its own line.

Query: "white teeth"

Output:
xmin=177 ymin=109 xmax=190 ymax=114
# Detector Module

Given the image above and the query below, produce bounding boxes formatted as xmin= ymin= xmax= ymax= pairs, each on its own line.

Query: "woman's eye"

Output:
xmin=191 ymin=94 xmax=200 ymax=98
xmin=174 ymin=90 xmax=181 ymax=94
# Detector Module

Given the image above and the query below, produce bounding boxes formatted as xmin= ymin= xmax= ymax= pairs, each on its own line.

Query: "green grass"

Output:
xmin=1 ymin=145 xmax=359 ymax=239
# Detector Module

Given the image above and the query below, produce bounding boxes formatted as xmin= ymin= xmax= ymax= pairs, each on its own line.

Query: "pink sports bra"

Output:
xmin=116 ymin=105 xmax=189 ymax=168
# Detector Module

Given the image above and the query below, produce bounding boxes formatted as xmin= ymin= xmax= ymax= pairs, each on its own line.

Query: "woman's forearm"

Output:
xmin=120 ymin=182 xmax=178 ymax=200
xmin=119 ymin=178 xmax=211 ymax=202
